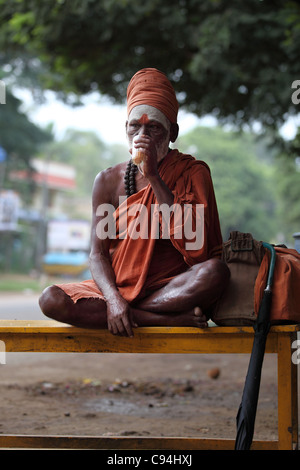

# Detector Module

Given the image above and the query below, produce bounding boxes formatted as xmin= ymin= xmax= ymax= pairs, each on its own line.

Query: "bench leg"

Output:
xmin=277 ymin=333 xmax=298 ymax=450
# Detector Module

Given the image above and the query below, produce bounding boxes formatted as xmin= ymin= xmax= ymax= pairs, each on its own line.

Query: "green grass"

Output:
xmin=0 ymin=273 xmax=64 ymax=293
xmin=0 ymin=272 xmax=88 ymax=293
xmin=0 ymin=275 xmax=42 ymax=292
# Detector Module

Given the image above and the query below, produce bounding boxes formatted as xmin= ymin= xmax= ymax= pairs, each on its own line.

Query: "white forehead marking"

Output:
xmin=128 ymin=105 xmax=170 ymax=130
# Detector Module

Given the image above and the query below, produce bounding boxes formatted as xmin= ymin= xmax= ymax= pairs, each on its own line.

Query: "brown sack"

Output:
xmin=211 ymin=231 xmax=265 ymax=326
xmin=254 ymin=246 xmax=300 ymax=324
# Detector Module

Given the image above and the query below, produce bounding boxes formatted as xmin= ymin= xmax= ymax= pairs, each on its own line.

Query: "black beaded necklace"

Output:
xmin=124 ymin=149 xmax=172 ymax=197
xmin=124 ymin=159 xmax=138 ymax=197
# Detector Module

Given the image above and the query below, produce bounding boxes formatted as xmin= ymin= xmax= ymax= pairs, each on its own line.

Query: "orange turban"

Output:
xmin=127 ymin=68 xmax=179 ymax=124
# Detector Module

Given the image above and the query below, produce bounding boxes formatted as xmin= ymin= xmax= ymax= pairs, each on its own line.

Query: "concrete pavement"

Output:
xmin=0 ymin=292 xmax=45 ymax=320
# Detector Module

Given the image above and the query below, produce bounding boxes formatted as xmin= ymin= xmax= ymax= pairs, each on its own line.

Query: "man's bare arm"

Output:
xmin=89 ymin=170 xmax=137 ymax=336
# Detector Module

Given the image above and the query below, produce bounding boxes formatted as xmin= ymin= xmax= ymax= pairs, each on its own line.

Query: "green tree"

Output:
xmin=275 ymin=132 xmax=300 ymax=245
xmin=0 ymin=0 xmax=299 ymax=147
xmin=0 ymin=87 xmax=51 ymax=202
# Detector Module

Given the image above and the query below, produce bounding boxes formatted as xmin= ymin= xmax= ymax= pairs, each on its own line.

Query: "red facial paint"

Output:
xmin=138 ymin=114 xmax=150 ymax=124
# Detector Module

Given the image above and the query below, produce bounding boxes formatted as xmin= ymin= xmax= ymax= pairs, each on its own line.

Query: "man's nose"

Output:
xmin=138 ymin=125 xmax=150 ymax=136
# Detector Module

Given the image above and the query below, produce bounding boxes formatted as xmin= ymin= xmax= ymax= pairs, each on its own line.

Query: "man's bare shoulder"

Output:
xmin=93 ymin=161 xmax=127 ymax=206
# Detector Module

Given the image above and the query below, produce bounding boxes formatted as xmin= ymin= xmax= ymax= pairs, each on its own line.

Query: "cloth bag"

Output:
xmin=211 ymin=231 xmax=266 ymax=326
xmin=211 ymin=231 xmax=300 ymax=326
xmin=255 ymin=245 xmax=300 ymax=324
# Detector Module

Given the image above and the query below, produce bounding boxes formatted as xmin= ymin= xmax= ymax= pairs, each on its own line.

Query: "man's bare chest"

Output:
xmin=110 ymin=162 xmax=149 ymax=209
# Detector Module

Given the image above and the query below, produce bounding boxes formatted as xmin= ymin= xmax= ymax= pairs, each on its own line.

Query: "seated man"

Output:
xmin=39 ymin=68 xmax=230 ymax=336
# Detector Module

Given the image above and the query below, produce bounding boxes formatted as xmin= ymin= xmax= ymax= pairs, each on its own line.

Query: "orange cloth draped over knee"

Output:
xmin=127 ymin=68 xmax=179 ymax=124
xmin=57 ymin=150 xmax=223 ymax=304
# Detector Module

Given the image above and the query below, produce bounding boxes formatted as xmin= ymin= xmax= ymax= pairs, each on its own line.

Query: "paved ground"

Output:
xmin=0 ymin=292 xmax=44 ymax=320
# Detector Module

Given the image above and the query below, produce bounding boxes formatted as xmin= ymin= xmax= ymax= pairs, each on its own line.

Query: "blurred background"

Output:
xmin=0 ymin=0 xmax=300 ymax=303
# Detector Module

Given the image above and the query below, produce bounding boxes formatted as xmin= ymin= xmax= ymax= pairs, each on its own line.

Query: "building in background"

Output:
xmin=0 ymin=190 xmax=20 ymax=231
xmin=10 ymin=158 xmax=76 ymax=219
xmin=1 ymin=157 xmax=91 ymax=277
xmin=43 ymin=219 xmax=90 ymax=277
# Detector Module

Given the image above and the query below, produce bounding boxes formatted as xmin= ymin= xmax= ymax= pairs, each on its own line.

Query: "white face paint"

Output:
xmin=128 ymin=104 xmax=171 ymax=130
xmin=127 ymin=105 xmax=171 ymax=162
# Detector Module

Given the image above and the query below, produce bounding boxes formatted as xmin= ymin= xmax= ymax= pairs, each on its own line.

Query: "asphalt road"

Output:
xmin=0 ymin=293 xmax=54 ymax=366
xmin=0 ymin=292 xmax=45 ymax=320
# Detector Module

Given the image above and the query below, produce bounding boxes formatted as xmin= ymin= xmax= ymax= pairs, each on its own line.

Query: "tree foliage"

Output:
xmin=0 ymin=90 xmax=50 ymax=162
xmin=275 ymin=153 xmax=300 ymax=243
xmin=0 ymin=87 xmax=51 ymax=202
xmin=0 ymin=0 xmax=300 ymax=144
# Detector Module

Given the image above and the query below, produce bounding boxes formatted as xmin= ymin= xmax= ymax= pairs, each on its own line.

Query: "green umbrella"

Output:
xmin=235 ymin=242 xmax=276 ymax=450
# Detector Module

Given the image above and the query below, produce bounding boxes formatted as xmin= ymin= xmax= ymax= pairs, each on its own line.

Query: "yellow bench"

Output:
xmin=0 ymin=320 xmax=299 ymax=450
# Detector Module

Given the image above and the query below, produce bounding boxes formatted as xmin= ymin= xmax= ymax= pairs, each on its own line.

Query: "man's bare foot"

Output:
xmin=131 ymin=305 xmax=208 ymax=329
xmin=171 ymin=306 xmax=208 ymax=328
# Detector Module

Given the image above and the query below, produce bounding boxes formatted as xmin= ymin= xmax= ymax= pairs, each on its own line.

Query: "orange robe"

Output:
xmin=57 ymin=150 xmax=223 ymax=304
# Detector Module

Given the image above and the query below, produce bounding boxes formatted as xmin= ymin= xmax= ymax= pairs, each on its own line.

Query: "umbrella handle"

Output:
xmin=262 ymin=242 xmax=276 ymax=292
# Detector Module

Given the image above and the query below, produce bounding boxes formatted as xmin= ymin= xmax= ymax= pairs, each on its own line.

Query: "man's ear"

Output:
xmin=170 ymin=123 xmax=179 ymax=143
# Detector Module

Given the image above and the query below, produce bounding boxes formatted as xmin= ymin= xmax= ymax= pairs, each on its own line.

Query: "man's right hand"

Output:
xmin=106 ymin=295 xmax=138 ymax=337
